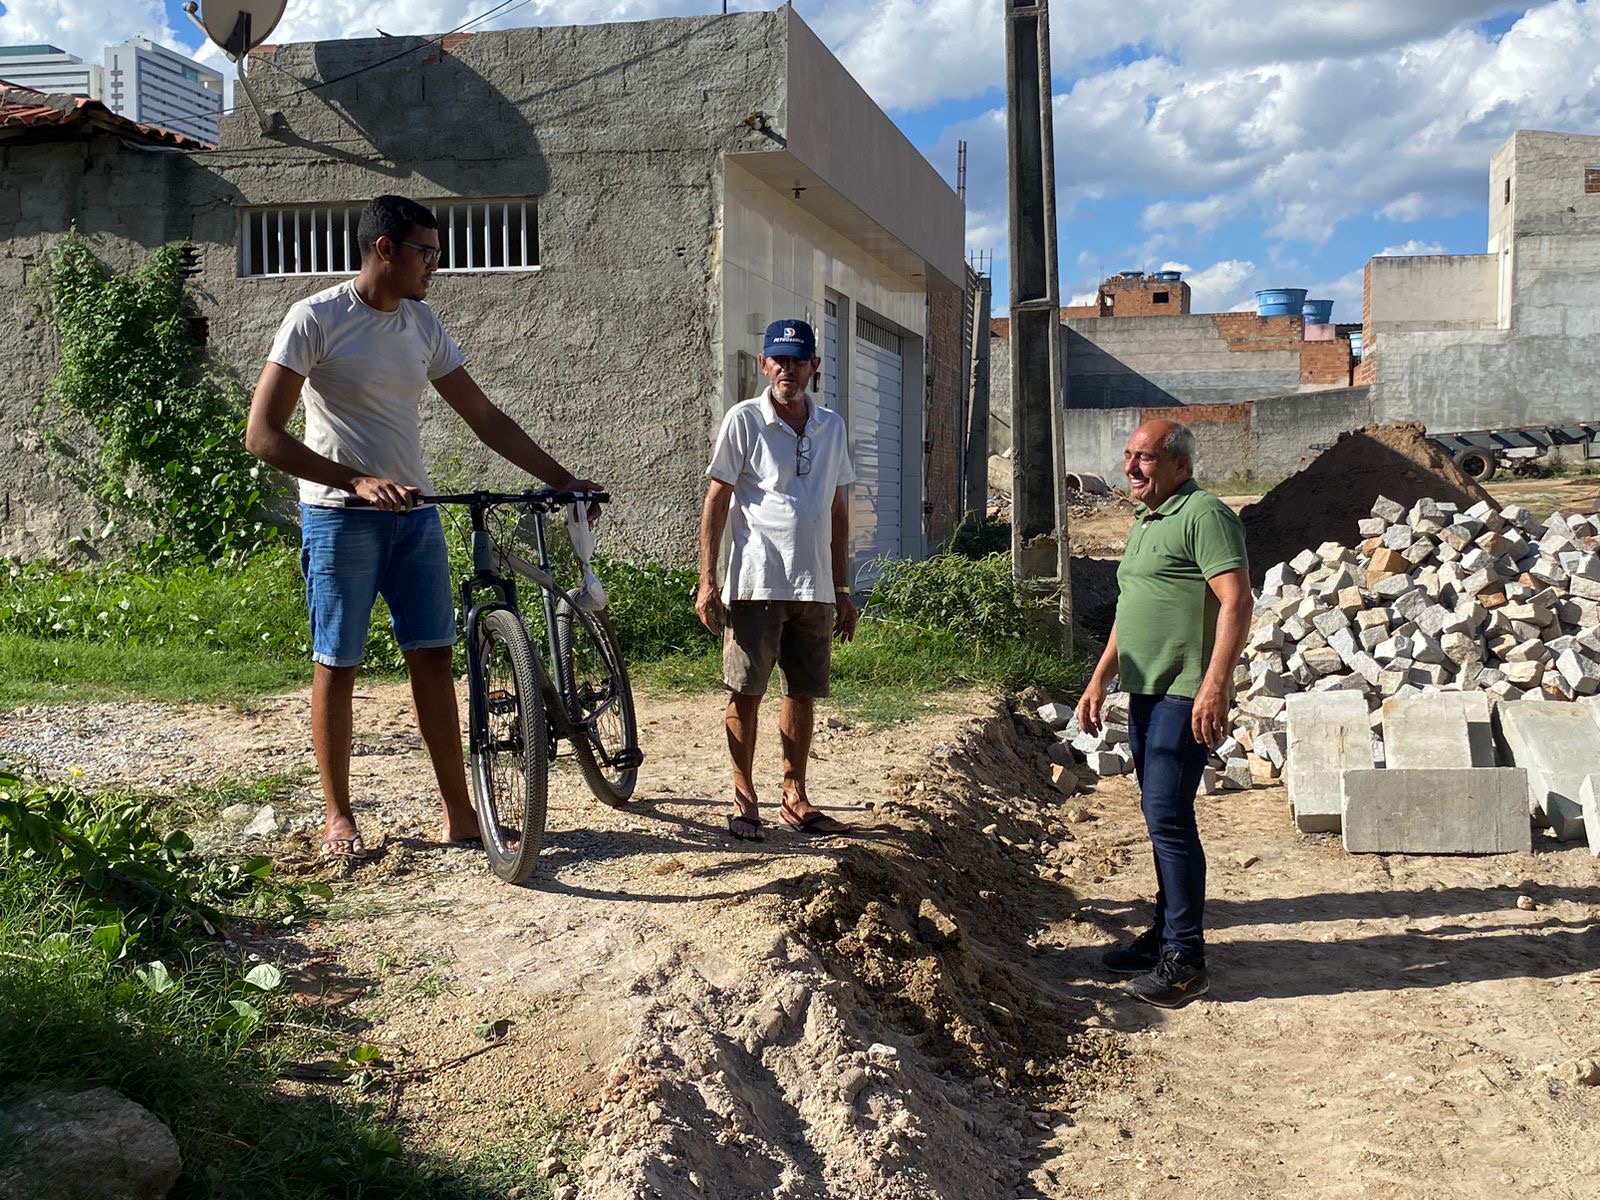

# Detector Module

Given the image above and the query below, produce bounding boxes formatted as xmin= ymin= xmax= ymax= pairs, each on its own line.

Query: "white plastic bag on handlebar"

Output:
xmin=565 ymin=503 xmax=608 ymax=612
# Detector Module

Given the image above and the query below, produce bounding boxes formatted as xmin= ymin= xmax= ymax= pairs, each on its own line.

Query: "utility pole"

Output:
xmin=1004 ymin=0 xmax=1072 ymax=641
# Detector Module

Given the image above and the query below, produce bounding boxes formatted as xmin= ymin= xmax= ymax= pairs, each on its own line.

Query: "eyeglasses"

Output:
xmin=796 ymin=434 xmax=812 ymax=477
xmin=400 ymin=241 xmax=441 ymax=266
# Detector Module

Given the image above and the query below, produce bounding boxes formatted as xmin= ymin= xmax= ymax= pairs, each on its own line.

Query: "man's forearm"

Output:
xmin=472 ymin=405 xmax=578 ymax=488
xmin=699 ymin=488 xmax=731 ymax=585
xmin=246 ymin=424 xmax=366 ymax=494
xmin=831 ymin=508 xmax=849 ymax=592
xmin=1201 ymin=597 xmax=1251 ymax=693
xmin=1090 ymin=626 xmax=1119 ymax=685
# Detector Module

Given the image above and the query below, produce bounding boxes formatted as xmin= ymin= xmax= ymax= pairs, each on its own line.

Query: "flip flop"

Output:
xmin=320 ymin=834 xmax=368 ymax=860
xmin=726 ymin=812 xmax=766 ymax=842
xmin=779 ymin=808 xmax=851 ymax=836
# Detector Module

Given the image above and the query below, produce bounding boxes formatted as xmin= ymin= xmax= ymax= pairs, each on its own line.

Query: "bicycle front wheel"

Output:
xmin=554 ymin=596 xmax=641 ymax=806
xmin=468 ymin=606 xmax=550 ymax=883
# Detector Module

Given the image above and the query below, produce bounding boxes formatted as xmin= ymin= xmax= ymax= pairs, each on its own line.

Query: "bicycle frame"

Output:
xmin=418 ymin=490 xmax=599 ymax=755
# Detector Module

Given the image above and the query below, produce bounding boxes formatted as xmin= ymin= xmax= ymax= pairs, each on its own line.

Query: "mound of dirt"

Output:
xmin=1240 ymin=422 xmax=1496 ymax=582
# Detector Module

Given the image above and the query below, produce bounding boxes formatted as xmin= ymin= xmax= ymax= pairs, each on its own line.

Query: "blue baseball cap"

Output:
xmin=762 ymin=319 xmax=817 ymax=359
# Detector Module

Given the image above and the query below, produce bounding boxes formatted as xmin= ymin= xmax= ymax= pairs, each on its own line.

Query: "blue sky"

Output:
xmin=5 ymin=1 xmax=1599 ymax=320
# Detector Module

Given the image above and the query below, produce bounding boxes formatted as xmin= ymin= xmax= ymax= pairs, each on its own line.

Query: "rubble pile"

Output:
xmin=1044 ymin=491 xmax=1600 ymax=797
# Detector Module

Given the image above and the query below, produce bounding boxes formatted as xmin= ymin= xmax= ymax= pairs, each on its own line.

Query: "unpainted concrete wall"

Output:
xmin=4 ymin=16 xmax=791 ymax=563
xmin=1062 ymin=386 xmax=1374 ymax=482
xmin=1367 ymin=255 xmax=1497 ymax=333
xmin=1369 ymin=129 xmax=1600 ymax=435
xmin=1063 ymin=314 xmax=1305 ymax=409
xmin=0 ymin=134 xmax=202 ymax=559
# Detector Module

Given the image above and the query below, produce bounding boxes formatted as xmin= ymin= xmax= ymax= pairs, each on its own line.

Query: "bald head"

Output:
xmin=1124 ymin=419 xmax=1195 ymax=509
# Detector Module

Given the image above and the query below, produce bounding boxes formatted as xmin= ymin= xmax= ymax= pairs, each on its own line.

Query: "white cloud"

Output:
xmin=1180 ymin=259 xmax=1258 ymax=312
xmin=0 ymin=0 xmax=180 ymax=62
xmin=1378 ymin=240 xmax=1450 ymax=256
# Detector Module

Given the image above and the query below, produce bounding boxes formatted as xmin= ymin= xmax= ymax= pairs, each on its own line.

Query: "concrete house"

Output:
xmin=1040 ymin=128 xmax=1600 ymax=483
xmin=0 ymin=9 xmax=973 ymax=581
xmin=1357 ymin=128 xmax=1600 ymax=437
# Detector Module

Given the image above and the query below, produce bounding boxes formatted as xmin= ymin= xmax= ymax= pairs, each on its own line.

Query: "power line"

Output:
xmin=161 ymin=0 xmax=531 ymax=148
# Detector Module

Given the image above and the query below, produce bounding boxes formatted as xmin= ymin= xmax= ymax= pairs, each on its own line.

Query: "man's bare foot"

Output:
xmin=321 ymin=813 xmax=367 ymax=858
xmin=779 ymin=794 xmax=850 ymax=836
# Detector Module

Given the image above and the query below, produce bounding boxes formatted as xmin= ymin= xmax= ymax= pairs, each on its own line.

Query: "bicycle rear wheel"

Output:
xmin=554 ymin=596 xmax=641 ymax=806
xmin=468 ymin=607 xmax=549 ymax=883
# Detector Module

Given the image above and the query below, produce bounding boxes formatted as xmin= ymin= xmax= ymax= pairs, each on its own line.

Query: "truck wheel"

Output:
xmin=1454 ymin=448 xmax=1496 ymax=483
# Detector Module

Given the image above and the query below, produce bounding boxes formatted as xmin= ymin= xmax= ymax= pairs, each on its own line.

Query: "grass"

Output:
xmin=0 ymin=634 xmax=313 ymax=709
xmin=1196 ymin=472 xmax=1287 ymax=497
xmin=0 ymin=772 xmax=580 ymax=1199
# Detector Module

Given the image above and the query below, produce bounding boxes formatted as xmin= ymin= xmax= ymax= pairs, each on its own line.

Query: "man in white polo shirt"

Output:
xmin=696 ymin=319 xmax=857 ymax=841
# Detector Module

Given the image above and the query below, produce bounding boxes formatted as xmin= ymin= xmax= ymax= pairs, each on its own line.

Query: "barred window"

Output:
xmin=240 ymin=200 xmax=540 ymax=277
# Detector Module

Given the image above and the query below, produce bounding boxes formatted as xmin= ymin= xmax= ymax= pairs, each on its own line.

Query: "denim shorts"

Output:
xmin=299 ymin=503 xmax=455 ymax=668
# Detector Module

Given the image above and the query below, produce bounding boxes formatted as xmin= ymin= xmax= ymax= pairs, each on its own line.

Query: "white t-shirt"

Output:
xmin=267 ymin=281 xmax=466 ymax=507
xmin=706 ymin=388 xmax=856 ymax=603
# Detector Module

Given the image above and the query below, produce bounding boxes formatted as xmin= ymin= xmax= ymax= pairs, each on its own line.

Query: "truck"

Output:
xmin=1427 ymin=423 xmax=1600 ymax=483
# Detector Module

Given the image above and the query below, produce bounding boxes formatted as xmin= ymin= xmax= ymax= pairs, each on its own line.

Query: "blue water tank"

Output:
xmin=1117 ymin=270 xmax=1144 ymax=279
xmin=1152 ymin=270 xmax=1183 ymax=282
xmin=1255 ymin=288 xmax=1308 ymax=317
xmin=1302 ymin=299 xmax=1334 ymax=325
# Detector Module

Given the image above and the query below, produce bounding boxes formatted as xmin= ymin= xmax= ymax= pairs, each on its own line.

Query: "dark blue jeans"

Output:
xmin=1126 ymin=693 xmax=1211 ymax=963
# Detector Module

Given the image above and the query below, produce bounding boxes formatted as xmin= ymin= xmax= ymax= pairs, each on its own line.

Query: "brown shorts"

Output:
xmin=723 ymin=600 xmax=835 ymax=698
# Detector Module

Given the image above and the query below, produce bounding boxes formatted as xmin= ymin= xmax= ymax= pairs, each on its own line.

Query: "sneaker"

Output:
xmin=1126 ymin=945 xmax=1209 ymax=1008
xmin=1100 ymin=927 xmax=1162 ymax=975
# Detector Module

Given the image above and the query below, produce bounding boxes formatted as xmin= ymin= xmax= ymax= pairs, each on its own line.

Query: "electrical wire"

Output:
xmin=160 ymin=0 xmax=532 ymax=147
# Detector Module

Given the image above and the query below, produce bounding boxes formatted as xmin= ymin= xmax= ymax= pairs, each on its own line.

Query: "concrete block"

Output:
xmin=1557 ymin=649 xmax=1600 ymax=696
xmin=1357 ymin=517 xmax=1388 ymax=538
xmin=1262 ymin=562 xmax=1299 ymax=593
xmin=1289 ymin=549 xmax=1321 ymax=576
xmin=1223 ymin=757 xmax=1253 ymax=789
xmin=1373 ymin=574 xmax=1416 ymax=600
xmin=1503 ymin=639 xmax=1550 ymax=664
xmin=1256 ymin=729 xmax=1288 ymax=767
xmin=1047 ymin=740 xmax=1076 ymax=766
xmin=1301 ymin=646 xmax=1344 ymax=676
xmin=1382 ymin=524 xmax=1415 ymax=551
xmin=1086 ymin=750 xmax=1128 ymax=777
xmin=1495 ymin=700 xmax=1600 ymax=840
xmin=1285 ymin=692 xmax=1373 ymax=833
xmin=1500 ymin=660 xmax=1543 ymax=687
xmin=1381 ymin=691 xmax=1495 ymax=769
xmin=1341 ymin=769 xmax=1532 ymax=855
xmin=1036 ymin=701 xmax=1073 ymax=728
xmin=1371 ymin=495 xmax=1406 ymax=523
xmin=1365 ymin=547 xmax=1411 ymax=584
xmin=1441 ymin=632 xmax=1484 ymax=666
xmin=1403 ymin=540 xmax=1437 ymax=566
xmin=1583 ymin=777 xmax=1600 ymax=859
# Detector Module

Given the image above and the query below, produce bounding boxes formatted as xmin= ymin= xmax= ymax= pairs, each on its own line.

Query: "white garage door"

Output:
xmin=851 ymin=315 xmax=903 ymax=587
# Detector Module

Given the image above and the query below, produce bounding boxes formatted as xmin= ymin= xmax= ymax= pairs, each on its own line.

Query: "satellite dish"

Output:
xmin=187 ymin=0 xmax=288 ymax=61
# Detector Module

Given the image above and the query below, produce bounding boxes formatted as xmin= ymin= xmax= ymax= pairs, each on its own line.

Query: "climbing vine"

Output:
xmin=42 ymin=231 xmax=283 ymax=565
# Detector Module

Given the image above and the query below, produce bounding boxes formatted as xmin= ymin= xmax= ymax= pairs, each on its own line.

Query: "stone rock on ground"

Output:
xmin=0 ymin=1086 xmax=181 ymax=1200
xmin=1239 ymin=422 xmax=1494 ymax=587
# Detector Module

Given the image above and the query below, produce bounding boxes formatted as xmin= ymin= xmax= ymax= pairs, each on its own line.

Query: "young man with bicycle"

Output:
xmin=246 ymin=194 xmax=601 ymax=861
xmin=696 ymin=319 xmax=858 ymax=841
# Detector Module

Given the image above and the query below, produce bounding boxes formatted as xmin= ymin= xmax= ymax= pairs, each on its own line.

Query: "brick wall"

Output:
xmin=925 ymin=278 xmax=965 ymax=545
xmin=1212 ymin=312 xmax=1305 ymax=351
xmin=1100 ymin=278 xmax=1192 ymax=317
xmin=1300 ymin=339 xmax=1352 ymax=386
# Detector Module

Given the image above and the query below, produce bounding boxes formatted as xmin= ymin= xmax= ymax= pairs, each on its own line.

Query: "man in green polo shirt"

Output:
xmin=1076 ymin=418 xmax=1251 ymax=1007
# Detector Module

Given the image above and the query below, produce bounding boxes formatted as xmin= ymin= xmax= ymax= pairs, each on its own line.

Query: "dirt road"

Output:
xmin=5 ymin=684 xmax=1596 ymax=1198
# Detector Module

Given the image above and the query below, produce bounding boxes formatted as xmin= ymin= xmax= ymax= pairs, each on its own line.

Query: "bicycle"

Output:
xmin=364 ymin=488 xmax=643 ymax=883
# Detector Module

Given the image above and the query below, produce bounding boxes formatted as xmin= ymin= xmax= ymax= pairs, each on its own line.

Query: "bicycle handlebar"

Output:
xmin=344 ymin=488 xmax=609 ymax=511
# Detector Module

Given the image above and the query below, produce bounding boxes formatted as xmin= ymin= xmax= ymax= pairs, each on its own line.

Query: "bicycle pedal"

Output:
xmin=613 ymin=748 xmax=644 ymax=770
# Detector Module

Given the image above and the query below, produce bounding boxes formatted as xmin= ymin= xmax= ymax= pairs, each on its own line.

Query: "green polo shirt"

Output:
xmin=1115 ymin=480 xmax=1248 ymax=697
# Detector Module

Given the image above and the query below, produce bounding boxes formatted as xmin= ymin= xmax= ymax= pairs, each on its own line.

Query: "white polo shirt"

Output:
xmin=707 ymin=388 xmax=856 ymax=603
